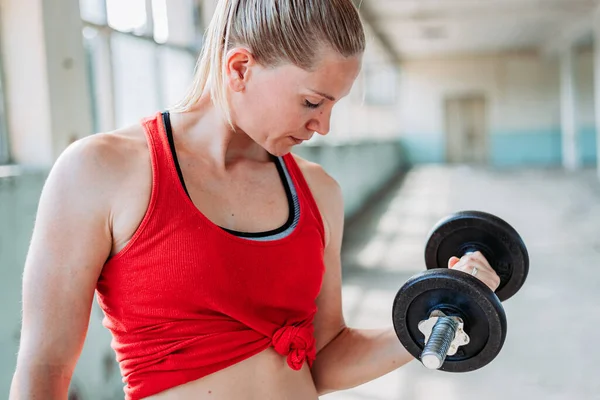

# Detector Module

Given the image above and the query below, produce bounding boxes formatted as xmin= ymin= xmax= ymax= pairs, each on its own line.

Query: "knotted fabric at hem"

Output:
xmin=272 ymin=325 xmax=316 ymax=370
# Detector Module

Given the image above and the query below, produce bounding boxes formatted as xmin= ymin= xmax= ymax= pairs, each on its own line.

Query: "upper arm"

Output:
xmin=15 ymin=136 xmax=116 ymax=378
xmin=295 ymin=157 xmax=347 ymax=353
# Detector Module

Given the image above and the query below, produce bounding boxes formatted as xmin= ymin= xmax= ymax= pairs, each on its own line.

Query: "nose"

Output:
xmin=306 ymin=110 xmax=331 ymax=136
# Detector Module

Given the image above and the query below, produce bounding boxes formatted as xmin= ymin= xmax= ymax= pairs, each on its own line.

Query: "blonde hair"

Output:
xmin=169 ymin=0 xmax=365 ymax=127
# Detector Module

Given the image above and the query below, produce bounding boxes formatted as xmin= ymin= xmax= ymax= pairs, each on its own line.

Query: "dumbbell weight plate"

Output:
xmin=392 ymin=269 xmax=507 ymax=372
xmin=424 ymin=210 xmax=529 ymax=302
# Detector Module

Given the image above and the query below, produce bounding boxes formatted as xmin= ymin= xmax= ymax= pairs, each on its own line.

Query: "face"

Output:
xmin=226 ymin=47 xmax=363 ymax=156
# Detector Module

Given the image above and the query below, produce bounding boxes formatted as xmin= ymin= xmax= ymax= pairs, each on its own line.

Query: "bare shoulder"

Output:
xmin=291 ymin=153 xmax=343 ymax=202
xmin=52 ymin=124 xmax=149 ymax=201
xmin=46 ymin=124 xmax=152 ymax=258
xmin=61 ymin=124 xmax=147 ymax=179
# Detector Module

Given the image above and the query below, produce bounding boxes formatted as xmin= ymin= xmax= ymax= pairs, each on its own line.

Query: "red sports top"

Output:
xmin=95 ymin=112 xmax=326 ymax=399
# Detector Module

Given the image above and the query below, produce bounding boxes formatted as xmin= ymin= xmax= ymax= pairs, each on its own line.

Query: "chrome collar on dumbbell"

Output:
xmin=417 ymin=310 xmax=470 ymax=370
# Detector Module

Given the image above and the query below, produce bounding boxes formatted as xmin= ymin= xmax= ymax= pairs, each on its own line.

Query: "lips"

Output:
xmin=291 ymin=135 xmax=311 ymax=144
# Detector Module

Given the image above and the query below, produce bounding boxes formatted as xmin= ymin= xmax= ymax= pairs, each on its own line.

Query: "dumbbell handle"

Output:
xmin=420 ymin=317 xmax=459 ymax=370
xmin=420 ymin=249 xmax=483 ymax=370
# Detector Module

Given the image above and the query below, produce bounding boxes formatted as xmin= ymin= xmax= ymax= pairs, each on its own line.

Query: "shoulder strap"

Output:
xmin=282 ymin=153 xmax=325 ymax=244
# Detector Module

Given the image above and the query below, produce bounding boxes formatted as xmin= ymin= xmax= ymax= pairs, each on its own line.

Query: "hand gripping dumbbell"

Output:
xmin=392 ymin=211 xmax=529 ymax=372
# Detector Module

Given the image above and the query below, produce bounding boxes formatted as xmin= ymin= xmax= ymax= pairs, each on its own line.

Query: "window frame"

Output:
xmin=0 ymin=28 xmax=11 ymax=165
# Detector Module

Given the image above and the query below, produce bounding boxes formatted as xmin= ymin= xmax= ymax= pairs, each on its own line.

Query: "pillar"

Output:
xmin=560 ymin=46 xmax=579 ymax=171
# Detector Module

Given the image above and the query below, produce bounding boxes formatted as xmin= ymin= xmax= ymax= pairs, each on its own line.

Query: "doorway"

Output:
xmin=445 ymin=95 xmax=488 ymax=164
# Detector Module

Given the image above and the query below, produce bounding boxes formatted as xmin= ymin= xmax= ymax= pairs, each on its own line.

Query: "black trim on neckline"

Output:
xmin=161 ymin=111 xmax=295 ymax=238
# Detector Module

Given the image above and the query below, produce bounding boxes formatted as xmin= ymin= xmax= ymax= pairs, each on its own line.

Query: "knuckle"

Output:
xmin=463 ymin=255 xmax=476 ymax=263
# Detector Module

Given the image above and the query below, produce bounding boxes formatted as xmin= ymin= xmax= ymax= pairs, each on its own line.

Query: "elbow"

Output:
xmin=10 ymin=360 xmax=73 ymax=399
xmin=313 ymin=374 xmax=338 ymax=397
xmin=314 ymin=373 xmax=359 ymax=397
xmin=311 ymin=327 xmax=353 ymax=395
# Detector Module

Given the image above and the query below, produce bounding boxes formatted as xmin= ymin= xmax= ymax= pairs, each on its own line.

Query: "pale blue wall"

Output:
xmin=294 ymin=141 xmax=405 ymax=217
xmin=0 ymin=173 xmax=47 ymax=395
xmin=396 ymin=134 xmax=445 ymax=165
xmin=489 ymin=130 xmax=563 ymax=167
xmin=398 ymin=126 xmax=597 ymax=167
xmin=580 ymin=126 xmax=598 ymax=165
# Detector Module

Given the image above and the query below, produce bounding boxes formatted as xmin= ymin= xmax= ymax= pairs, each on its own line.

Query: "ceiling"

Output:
xmin=365 ymin=0 xmax=600 ymax=59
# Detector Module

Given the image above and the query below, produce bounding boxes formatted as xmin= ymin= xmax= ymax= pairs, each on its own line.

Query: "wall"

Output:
xmin=0 ymin=172 xmax=48 ymax=394
xmin=397 ymin=49 xmax=597 ymax=167
xmin=294 ymin=141 xmax=405 ymax=218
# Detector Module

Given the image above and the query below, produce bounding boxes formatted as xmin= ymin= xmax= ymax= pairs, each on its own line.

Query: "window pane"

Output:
xmin=111 ymin=33 xmax=160 ymax=127
xmin=158 ymin=47 xmax=196 ymax=109
xmin=83 ymin=27 xmax=117 ymax=133
xmin=106 ymin=0 xmax=148 ymax=34
xmin=164 ymin=0 xmax=197 ymax=46
xmin=79 ymin=0 xmax=106 ymax=25
xmin=82 ymin=28 xmax=100 ymax=133
xmin=152 ymin=0 xmax=169 ymax=44
xmin=0 ymin=59 xmax=9 ymax=164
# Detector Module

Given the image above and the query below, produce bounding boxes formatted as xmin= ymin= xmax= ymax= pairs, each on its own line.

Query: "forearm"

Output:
xmin=311 ymin=327 xmax=415 ymax=395
xmin=10 ymin=364 xmax=72 ymax=400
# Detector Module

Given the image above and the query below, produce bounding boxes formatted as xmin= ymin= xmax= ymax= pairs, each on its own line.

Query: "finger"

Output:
xmin=451 ymin=256 xmax=482 ymax=273
xmin=452 ymin=258 xmax=501 ymax=291
xmin=448 ymin=256 xmax=460 ymax=268
xmin=464 ymin=251 xmax=493 ymax=270
xmin=449 ymin=256 xmax=469 ymax=272
xmin=457 ymin=254 xmax=495 ymax=276
xmin=469 ymin=267 xmax=501 ymax=291
xmin=465 ymin=254 xmax=500 ymax=288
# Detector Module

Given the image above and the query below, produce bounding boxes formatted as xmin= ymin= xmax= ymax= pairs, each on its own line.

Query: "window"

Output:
xmin=111 ymin=33 xmax=161 ymax=127
xmin=79 ymin=0 xmax=201 ymax=130
xmin=80 ymin=0 xmax=107 ymax=25
xmin=106 ymin=0 xmax=149 ymax=35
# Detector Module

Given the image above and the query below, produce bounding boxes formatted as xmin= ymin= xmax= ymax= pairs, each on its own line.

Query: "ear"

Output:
xmin=225 ymin=47 xmax=255 ymax=92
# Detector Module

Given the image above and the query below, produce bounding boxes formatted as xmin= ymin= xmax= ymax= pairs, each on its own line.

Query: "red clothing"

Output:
xmin=95 ymin=112 xmax=326 ymax=399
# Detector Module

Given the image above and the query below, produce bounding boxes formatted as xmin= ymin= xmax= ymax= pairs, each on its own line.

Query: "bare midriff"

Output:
xmin=143 ymin=348 xmax=319 ymax=400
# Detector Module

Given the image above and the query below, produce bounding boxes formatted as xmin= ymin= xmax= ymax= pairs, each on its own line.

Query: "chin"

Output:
xmin=265 ymin=143 xmax=292 ymax=157
xmin=267 ymin=148 xmax=289 ymax=157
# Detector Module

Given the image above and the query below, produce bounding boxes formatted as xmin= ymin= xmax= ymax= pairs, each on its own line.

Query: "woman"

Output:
xmin=10 ymin=0 xmax=500 ymax=399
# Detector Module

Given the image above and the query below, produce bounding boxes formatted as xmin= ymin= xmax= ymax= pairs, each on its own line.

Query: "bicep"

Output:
xmin=17 ymin=140 xmax=113 ymax=375
xmin=312 ymin=178 xmax=346 ymax=354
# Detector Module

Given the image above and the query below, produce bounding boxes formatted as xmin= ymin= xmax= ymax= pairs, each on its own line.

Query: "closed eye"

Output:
xmin=304 ymin=100 xmax=321 ymax=109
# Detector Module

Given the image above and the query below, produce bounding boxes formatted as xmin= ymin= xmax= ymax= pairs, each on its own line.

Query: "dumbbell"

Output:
xmin=392 ymin=210 xmax=529 ymax=372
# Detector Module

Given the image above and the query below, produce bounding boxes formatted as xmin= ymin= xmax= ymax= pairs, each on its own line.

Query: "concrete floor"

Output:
xmin=323 ymin=165 xmax=600 ymax=400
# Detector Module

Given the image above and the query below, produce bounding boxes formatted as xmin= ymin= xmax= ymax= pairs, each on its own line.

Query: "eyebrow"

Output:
xmin=309 ymin=89 xmax=336 ymax=102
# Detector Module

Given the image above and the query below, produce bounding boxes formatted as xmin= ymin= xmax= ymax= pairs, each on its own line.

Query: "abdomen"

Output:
xmin=143 ymin=347 xmax=319 ymax=400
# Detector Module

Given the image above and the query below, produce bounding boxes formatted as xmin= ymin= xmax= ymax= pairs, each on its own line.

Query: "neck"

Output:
xmin=169 ymin=95 xmax=271 ymax=171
